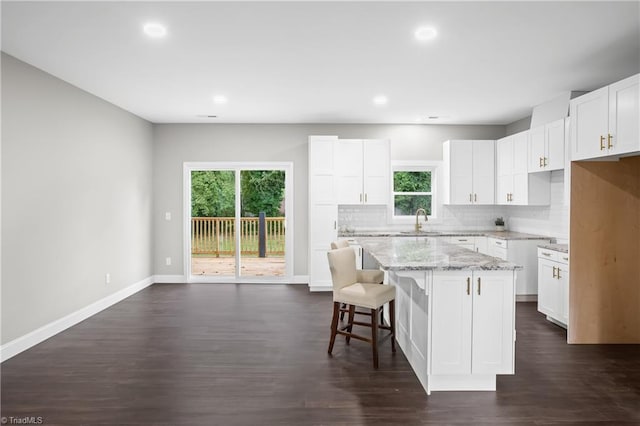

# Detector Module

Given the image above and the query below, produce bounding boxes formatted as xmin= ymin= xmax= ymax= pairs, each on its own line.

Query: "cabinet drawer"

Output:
xmin=450 ymin=236 xmax=475 ymax=245
xmin=537 ymin=248 xmax=559 ymax=262
xmin=488 ymin=237 xmax=508 ymax=249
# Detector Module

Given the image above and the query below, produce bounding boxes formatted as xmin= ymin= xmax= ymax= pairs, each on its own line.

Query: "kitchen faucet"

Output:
xmin=415 ymin=208 xmax=428 ymax=232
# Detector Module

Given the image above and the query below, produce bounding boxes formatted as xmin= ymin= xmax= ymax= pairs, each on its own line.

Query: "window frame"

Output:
xmin=389 ymin=161 xmax=442 ymax=223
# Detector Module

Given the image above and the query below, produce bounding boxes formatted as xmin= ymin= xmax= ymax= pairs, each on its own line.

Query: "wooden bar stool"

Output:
xmin=330 ymin=240 xmax=384 ymax=321
xmin=326 ymin=247 xmax=396 ymax=369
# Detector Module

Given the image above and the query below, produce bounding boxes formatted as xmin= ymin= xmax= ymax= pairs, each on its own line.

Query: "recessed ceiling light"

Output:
xmin=212 ymin=95 xmax=228 ymax=105
xmin=143 ymin=23 xmax=167 ymax=38
xmin=414 ymin=26 xmax=437 ymax=42
xmin=373 ymin=95 xmax=388 ymax=106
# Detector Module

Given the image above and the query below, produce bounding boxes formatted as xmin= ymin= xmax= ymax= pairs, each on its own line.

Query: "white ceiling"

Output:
xmin=2 ymin=1 xmax=639 ymax=125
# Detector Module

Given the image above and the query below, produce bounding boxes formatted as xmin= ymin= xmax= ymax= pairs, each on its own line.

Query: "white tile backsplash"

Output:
xmin=338 ymin=170 xmax=568 ymax=242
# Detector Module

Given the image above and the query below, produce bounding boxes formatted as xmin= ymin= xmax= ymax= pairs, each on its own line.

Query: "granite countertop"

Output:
xmin=340 ymin=229 xmax=551 ymax=241
xmin=357 ymin=236 xmax=522 ymax=272
xmin=538 ymin=243 xmax=569 ymax=253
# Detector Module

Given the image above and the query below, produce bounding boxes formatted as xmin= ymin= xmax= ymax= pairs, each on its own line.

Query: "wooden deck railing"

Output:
xmin=191 ymin=217 xmax=285 ymax=257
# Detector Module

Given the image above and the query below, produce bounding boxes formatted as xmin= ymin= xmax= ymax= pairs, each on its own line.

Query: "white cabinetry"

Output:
xmin=487 ymin=237 xmax=551 ymax=296
xmin=443 ymin=140 xmax=495 ymax=205
xmin=335 ymin=139 xmax=389 ymax=205
xmin=430 ymin=270 xmax=515 ymax=377
xmin=537 ymin=248 xmax=569 ymax=328
xmin=446 ymin=236 xmax=488 ymax=254
xmin=571 ymin=74 xmax=639 ymax=161
xmin=308 ymin=136 xmax=338 ymax=290
xmin=497 ymin=131 xmax=550 ymax=205
xmin=338 ymin=237 xmax=363 ymax=269
xmin=528 ymin=118 xmax=566 ymax=172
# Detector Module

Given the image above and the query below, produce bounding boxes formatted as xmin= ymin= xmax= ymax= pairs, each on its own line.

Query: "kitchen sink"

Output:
xmin=398 ymin=231 xmax=442 ymax=236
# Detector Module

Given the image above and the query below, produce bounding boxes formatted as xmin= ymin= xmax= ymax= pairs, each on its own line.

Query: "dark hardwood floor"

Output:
xmin=1 ymin=284 xmax=639 ymax=425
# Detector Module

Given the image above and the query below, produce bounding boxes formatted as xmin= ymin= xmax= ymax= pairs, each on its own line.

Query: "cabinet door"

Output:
xmin=472 ymin=271 xmax=515 ymax=375
xmin=537 ymin=259 xmax=558 ymax=318
xmin=363 ymin=139 xmax=389 ymax=204
xmin=449 ymin=140 xmax=474 ymax=204
xmin=309 ymin=204 xmax=337 ymax=286
xmin=528 ymin=126 xmax=546 ymax=172
xmin=609 ymin=74 xmax=639 ymax=156
xmin=545 ymin=118 xmax=566 ymax=171
xmin=431 ymin=272 xmax=472 ymax=375
xmin=334 ymin=139 xmax=363 ymax=204
xmin=472 ymin=140 xmax=495 ymax=204
xmin=557 ymin=263 xmax=569 ymax=326
xmin=496 ymin=136 xmax=513 ymax=205
xmin=475 ymin=236 xmax=488 ymax=255
xmin=511 ymin=132 xmax=529 ymax=205
xmin=570 ymin=86 xmax=609 ymax=161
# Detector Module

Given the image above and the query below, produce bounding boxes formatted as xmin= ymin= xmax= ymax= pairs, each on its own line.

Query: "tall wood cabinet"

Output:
xmin=443 ymin=139 xmax=495 ymax=205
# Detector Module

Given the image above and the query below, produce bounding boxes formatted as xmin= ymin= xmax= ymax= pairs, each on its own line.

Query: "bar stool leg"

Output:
xmin=390 ymin=300 xmax=396 ymax=353
xmin=371 ymin=308 xmax=379 ymax=369
xmin=328 ymin=302 xmax=340 ymax=354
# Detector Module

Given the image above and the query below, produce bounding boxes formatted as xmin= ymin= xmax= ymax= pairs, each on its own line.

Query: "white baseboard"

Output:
xmin=309 ymin=284 xmax=332 ymax=292
xmin=153 ymin=274 xmax=308 ymax=284
xmin=0 ymin=276 xmax=154 ymax=363
xmin=153 ymin=274 xmax=187 ymax=283
xmin=516 ymin=294 xmax=538 ymax=302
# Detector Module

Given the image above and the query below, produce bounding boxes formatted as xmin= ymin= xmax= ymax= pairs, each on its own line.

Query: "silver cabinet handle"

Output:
xmin=477 ymin=277 xmax=481 ymax=295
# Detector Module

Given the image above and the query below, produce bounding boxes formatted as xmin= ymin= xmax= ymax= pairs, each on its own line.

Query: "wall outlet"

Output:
xmin=165 ymin=257 xmax=172 ymax=266
xmin=105 ymin=273 xmax=111 ymax=284
xmin=165 ymin=212 xmax=171 ymax=221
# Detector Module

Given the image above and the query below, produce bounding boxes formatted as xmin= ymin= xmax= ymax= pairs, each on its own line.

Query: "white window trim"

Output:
xmin=388 ymin=160 xmax=443 ymax=224
xmin=183 ymin=161 xmax=294 ymax=283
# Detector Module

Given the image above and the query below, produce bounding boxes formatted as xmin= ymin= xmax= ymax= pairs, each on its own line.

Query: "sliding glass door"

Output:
xmin=185 ymin=162 xmax=293 ymax=282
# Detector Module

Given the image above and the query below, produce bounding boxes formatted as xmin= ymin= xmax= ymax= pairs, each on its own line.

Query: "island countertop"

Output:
xmin=357 ymin=236 xmax=523 ymax=272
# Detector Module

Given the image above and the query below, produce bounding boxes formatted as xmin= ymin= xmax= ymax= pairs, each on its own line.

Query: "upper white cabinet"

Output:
xmin=528 ymin=118 xmax=566 ymax=172
xmin=335 ymin=139 xmax=389 ymax=205
xmin=496 ymin=131 xmax=550 ymax=205
xmin=443 ymin=140 xmax=495 ymax=205
xmin=570 ymin=74 xmax=639 ymax=161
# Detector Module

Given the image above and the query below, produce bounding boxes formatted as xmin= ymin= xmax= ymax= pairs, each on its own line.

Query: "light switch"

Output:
xmin=165 ymin=212 xmax=171 ymax=221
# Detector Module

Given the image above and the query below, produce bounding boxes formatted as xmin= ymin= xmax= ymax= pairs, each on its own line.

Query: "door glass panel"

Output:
xmin=190 ymin=170 xmax=236 ymax=277
xmin=239 ymin=170 xmax=286 ymax=277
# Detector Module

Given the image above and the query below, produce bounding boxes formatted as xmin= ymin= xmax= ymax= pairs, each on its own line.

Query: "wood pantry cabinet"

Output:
xmin=430 ymin=270 xmax=515 ymax=377
xmin=570 ymin=73 xmax=639 ymax=161
xmin=496 ymin=131 xmax=550 ymax=205
xmin=443 ymin=139 xmax=495 ymax=205
xmin=528 ymin=118 xmax=566 ymax=172
xmin=334 ymin=139 xmax=389 ymax=205
xmin=537 ymin=248 xmax=569 ymax=328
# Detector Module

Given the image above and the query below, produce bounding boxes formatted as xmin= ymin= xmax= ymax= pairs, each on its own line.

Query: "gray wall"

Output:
xmin=1 ymin=54 xmax=154 ymax=344
xmin=505 ymin=116 xmax=531 ymax=136
xmin=153 ymin=123 xmax=505 ymax=276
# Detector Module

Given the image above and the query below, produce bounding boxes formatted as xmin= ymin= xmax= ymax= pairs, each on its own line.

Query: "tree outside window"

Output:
xmin=393 ymin=169 xmax=433 ymax=217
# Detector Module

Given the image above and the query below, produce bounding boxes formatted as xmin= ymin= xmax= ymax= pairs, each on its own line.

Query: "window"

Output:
xmin=391 ymin=162 xmax=438 ymax=219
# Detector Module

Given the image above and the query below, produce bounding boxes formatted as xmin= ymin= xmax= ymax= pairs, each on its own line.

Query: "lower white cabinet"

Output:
xmin=537 ymin=248 xmax=569 ymax=328
xmin=430 ymin=270 xmax=515 ymax=376
xmin=487 ymin=237 xmax=551 ymax=296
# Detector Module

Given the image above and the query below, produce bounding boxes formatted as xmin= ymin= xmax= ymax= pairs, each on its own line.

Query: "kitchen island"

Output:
xmin=357 ymin=236 xmax=522 ymax=394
